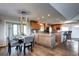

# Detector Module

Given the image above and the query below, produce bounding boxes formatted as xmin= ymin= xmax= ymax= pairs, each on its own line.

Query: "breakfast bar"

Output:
xmin=34 ymin=33 xmax=56 ymax=48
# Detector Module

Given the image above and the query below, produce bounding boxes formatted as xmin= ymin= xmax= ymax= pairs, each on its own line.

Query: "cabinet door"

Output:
xmin=38 ymin=36 xmax=51 ymax=47
xmin=38 ymin=36 xmax=44 ymax=45
xmin=30 ymin=21 xmax=40 ymax=30
xmin=44 ymin=37 xmax=51 ymax=47
xmin=35 ymin=34 xmax=39 ymax=43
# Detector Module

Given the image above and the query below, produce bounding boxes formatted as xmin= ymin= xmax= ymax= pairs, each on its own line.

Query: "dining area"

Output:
xmin=7 ymin=35 xmax=34 ymax=56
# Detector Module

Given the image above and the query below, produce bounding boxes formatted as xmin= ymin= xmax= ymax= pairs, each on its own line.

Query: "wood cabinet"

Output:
xmin=55 ymin=32 xmax=61 ymax=46
xmin=51 ymin=24 xmax=61 ymax=32
xmin=30 ymin=20 xmax=40 ymax=30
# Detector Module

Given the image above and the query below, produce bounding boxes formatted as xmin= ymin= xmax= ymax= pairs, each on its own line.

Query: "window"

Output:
xmin=13 ymin=24 xmax=18 ymax=36
xmin=61 ymin=27 xmax=69 ymax=31
xmin=7 ymin=22 xmax=30 ymax=37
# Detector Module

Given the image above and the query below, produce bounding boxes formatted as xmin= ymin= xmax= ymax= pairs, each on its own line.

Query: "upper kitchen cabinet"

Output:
xmin=30 ymin=20 xmax=40 ymax=30
xmin=51 ymin=24 xmax=62 ymax=32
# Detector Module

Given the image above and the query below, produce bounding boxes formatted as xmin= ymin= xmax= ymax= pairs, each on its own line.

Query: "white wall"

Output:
xmin=0 ymin=20 xmax=6 ymax=46
xmin=71 ymin=27 xmax=79 ymax=38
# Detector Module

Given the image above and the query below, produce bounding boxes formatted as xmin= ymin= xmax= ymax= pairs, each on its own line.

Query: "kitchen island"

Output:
xmin=34 ymin=33 xmax=56 ymax=48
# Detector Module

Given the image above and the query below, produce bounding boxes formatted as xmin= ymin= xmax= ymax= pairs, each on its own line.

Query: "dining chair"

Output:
xmin=7 ymin=37 xmax=11 ymax=56
xmin=7 ymin=37 xmax=21 ymax=56
xmin=16 ymin=39 xmax=24 ymax=52
xmin=23 ymin=36 xmax=34 ymax=55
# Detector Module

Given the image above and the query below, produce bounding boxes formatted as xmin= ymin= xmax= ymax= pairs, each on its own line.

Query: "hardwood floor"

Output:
xmin=0 ymin=40 xmax=78 ymax=56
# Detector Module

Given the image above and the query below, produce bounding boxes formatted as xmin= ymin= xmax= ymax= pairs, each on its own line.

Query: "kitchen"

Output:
xmin=0 ymin=3 xmax=79 ymax=56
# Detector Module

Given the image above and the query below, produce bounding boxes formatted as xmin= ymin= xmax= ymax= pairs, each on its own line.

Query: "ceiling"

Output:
xmin=50 ymin=3 xmax=79 ymax=21
xmin=0 ymin=3 xmax=66 ymax=24
xmin=0 ymin=3 xmax=79 ymax=24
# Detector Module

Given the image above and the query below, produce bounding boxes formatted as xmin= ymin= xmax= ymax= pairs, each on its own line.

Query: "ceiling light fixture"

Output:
xmin=42 ymin=16 xmax=44 ymax=18
xmin=48 ymin=14 xmax=50 ymax=17
xmin=18 ymin=10 xmax=31 ymax=16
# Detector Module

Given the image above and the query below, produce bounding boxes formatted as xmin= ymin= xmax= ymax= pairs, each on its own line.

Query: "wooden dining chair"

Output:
xmin=23 ymin=36 xmax=34 ymax=55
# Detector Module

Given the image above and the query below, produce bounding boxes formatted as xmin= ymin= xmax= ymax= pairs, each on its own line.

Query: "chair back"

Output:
xmin=7 ymin=37 xmax=11 ymax=44
xmin=24 ymin=36 xmax=34 ymax=44
xmin=7 ymin=37 xmax=11 ymax=55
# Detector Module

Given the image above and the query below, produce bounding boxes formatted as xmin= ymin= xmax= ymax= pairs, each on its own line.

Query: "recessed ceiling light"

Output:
xmin=42 ymin=16 xmax=44 ymax=18
xmin=48 ymin=14 xmax=50 ymax=16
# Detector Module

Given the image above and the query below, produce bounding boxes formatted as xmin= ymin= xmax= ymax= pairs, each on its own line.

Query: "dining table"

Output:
xmin=15 ymin=35 xmax=34 ymax=53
